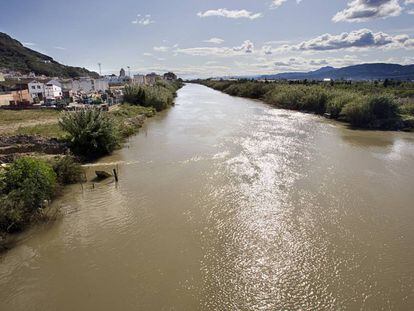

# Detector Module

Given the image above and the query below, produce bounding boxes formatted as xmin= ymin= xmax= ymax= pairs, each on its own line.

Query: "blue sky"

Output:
xmin=1 ymin=0 xmax=414 ymax=78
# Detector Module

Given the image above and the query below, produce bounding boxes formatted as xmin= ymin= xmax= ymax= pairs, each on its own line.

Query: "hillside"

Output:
xmin=0 ymin=32 xmax=99 ymax=78
xmin=259 ymin=63 xmax=414 ymax=81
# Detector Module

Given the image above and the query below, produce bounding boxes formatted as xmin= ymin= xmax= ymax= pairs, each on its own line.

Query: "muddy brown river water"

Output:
xmin=1 ymin=83 xmax=414 ymax=310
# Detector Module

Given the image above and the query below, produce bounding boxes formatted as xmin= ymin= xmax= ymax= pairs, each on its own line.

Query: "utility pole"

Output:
xmin=98 ymin=63 xmax=102 ymax=76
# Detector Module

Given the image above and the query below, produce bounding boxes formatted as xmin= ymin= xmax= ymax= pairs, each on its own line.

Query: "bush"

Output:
xmin=123 ymin=80 xmax=182 ymax=111
xmin=326 ymin=92 xmax=361 ymax=119
xmin=341 ymin=95 xmax=401 ymax=128
xmin=265 ymin=86 xmax=306 ymax=110
xmin=300 ymin=87 xmax=328 ymax=113
xmin=0 ymin=157 xmax=57 ymax=232
xmin=341 ymin=100 xmax=371 ymax=127
xmin=59 ymin=109 xmax=120 ymax=158
xmin=52 ymin=156 xmax=84 ymax=185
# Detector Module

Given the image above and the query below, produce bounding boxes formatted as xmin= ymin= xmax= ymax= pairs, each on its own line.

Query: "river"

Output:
xmin=1 ymin=83 xmax=414 ymax=310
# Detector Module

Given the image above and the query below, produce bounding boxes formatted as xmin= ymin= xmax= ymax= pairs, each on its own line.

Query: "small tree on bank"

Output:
xmin=59 ymin=109 xmax=120 ymax=158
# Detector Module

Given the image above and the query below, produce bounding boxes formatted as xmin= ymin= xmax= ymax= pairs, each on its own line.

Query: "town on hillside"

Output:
xmin=0 ymin=69 xmax=178 ymax=110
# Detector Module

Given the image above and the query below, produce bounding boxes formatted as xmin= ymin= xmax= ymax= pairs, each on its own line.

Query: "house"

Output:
xmin=0 ymin=88 xmax=32 ymax=106
xmin=44 ymin=79 xmax=63 ymax=99
xmin=93 ymin=78 xmax=109 ymax=92
xmin=132 ymin=74 xmax=145 ymax=85
xmin=72 ymin=78 xmax=93 ymax=93
xmin=145 ymin=73 xmax=159 ymax=86
xmin=28 ymin=80 xmax=45 ymax=101
xmin=103 ymin=74 xmax=131 ymax=85
xmin=163 ymin=72 xmax=177 ymax=81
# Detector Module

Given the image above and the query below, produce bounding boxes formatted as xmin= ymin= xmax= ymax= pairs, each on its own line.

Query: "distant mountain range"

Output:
xmin=258 ymin=63 xmax=414 ymax=81
xmin=0 ymin=32 xmax=98 ymax=78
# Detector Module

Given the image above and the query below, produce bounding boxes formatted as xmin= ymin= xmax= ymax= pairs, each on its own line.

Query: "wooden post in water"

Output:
xmin=113 ymin=168 xmax=118 ymax=182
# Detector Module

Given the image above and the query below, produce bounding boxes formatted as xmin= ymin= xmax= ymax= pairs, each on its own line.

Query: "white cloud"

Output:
xmin=132 ymin=14 xmax=155 ymax=26
xmin=143 ymin=53 xmax=153 ymax=56
xmin=333 ymin=0 xmax=402 ymax=22
xmin=197 ymin=8 xmax=262 ymax=20
xmin=23 ymin=42 xmax=36 ymax=46
xmin=233 ymin=40 xmax=254 ymax=53
xmin=153 ymin=46 xmax=169 ymax=52
xmin=407 ymin=9 xmax=414 ymax=14
xmin=271 ymin=0 xmax=303 ymax=9
xmin=53 ymin=46 xmax=66 ymax=50
xmin=280 ymin=29 xmax=413 ymax=51
xmin=262 ymin=45 xmax=273 ymax=55
xmin=175 ymin=40 xmax=255 ymax=57
xmin=203 ymin=38 xmax=225 ymax=44
xmin=271 ymin=0 xmax=288 ymax=8
xmin=405 ymin=0 xmax=414 ymax=3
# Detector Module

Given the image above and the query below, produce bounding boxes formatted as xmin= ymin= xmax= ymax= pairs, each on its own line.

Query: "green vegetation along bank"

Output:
xmin=198 ymin=80 xmax=414 ymax=131
xmin=0 ymin=80 xmax=183 ymax=250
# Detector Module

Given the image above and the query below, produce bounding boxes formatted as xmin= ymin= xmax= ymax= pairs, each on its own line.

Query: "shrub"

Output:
xmin=52 ymin=156 xmax=84 ymax=185
xmin=341 ymin=100 xmax=371 ymax=127
xmin=265 ymin=86 xmax=306 ymax=110
xmin=326 ymin=92 xmax=361 ymax=119
xmin=368 ymin=95 xmax=398 ymax=120
xmin=300 ymin=87 xmax=328 ymax=113
xmin=0 ymin=157 xmax=57 ymax=232
xmin=124 ymin=86 xmax=146 ymax=105
xmin=341 ymin=95 xmax=400 ymax=128
xmin=1 ymin=157 xmax=57 ymax=210
xmin=59 ymin=109 xmax=120 ymax=158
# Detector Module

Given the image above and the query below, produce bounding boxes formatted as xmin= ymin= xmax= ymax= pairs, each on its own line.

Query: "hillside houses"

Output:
xmin=0 ymin=68 xmax=178 ymax=107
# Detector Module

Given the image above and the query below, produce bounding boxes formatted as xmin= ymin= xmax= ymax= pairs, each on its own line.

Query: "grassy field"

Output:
xmin=0 ymin=105 xmax=156 ymax=139
xmin=15 ymin=123 xmax=67 ymax=139
xmin=0 ymin=109 xmax=60 ymax=136
xmin=0 ymin=109 xmax=60 ymax=125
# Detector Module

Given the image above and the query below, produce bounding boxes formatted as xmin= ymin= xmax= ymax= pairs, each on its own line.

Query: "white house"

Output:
xmin=93 ymin=79 xmax=109 ymax=92
xmin=28 ymin=80 xmax=45 ymax=100
xmin=44 ymin=79 xmax=62 ymax=99
xmin=72 ymin=78 xmax=93 ymax=93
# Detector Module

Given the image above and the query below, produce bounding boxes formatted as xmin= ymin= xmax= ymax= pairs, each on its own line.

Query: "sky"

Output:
xmin=1 ymin=0 xmax=414 ymax=78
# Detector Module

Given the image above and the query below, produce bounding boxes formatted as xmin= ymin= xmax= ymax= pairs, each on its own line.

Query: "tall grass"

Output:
xmin=124 ymin=80 xmax=183 ymax=111
xmin=200 ymin=80 xmax=413 ymax=130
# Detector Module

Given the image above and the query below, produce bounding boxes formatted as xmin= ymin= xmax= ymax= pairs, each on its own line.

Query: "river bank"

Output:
xmin=0 ymin=80 xmax=183 ymax=251
xmin=196 ymin=80 xmax=414 ymax=131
